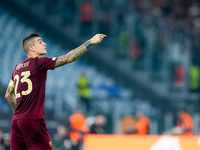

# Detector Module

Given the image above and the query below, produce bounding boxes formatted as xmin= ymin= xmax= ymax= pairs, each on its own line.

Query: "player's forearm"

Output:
xmin=5 ymin=86 xmax=17 ymax=109
xmin=54 ymin=41 xmax=91 ymax=68
xmin=54 ymin=34 xmax=106 ymax=68
xmin=6 ymin=96 xmax=17 ymax=110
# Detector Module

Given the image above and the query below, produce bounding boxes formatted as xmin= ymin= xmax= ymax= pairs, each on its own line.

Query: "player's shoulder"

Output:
xmin=36 ymin=56 xmax=55 ymax=60
xmin=35 ymin=56 xmax=56 ymax=65
xmin=28 ymin=56 xmax=48 ymax=63
xmin=38 ymin=56 xmax=57 ymax=63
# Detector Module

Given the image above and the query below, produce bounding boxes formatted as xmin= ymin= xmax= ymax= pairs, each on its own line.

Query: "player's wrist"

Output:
xmin=83 ymin=40 xmax=92 ymax=49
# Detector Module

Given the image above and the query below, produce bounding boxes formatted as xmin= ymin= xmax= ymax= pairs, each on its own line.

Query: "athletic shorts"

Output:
xmin=10 ymin=119 xmax=53 ymax=150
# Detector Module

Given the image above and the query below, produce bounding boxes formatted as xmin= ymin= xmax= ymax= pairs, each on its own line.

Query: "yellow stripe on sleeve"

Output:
xmin=9 ymin=79 xmax=14 ymax=87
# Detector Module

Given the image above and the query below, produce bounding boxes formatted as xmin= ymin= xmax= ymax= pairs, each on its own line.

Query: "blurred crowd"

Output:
xmin=52 ymin=107 xmax=194 ymax=150
xmin=0 ymin=107 xmax=194 ymax=150
xmin=52 ymin=109 xmax=149 ymax=150
xmin=52 ymin=109 xmax=107 ymax=150
xmin=19 ymin=0 xmax=200 ymax=94
xmin=0 ymin=130 xmax=10 ymax=150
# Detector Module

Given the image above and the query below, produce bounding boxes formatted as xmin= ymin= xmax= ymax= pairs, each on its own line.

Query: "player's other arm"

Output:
xmin=54 ymin=34 xmax=106 ymax=68
xmin=5 ymin=81 xmax=17 ymax=110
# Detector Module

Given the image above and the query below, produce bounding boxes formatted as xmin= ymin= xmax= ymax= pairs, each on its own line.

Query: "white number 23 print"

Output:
xmin=14 ymin=71 xmax=33 ymax=98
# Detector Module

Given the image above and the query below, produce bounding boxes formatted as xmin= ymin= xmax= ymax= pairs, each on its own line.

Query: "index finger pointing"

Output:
xmin=101 ymin=34 xmax=107 ymax=38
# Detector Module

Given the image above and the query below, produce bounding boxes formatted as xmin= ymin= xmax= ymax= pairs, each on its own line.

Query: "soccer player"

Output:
xmin=4 ymin=33 xmax=106 ymax=150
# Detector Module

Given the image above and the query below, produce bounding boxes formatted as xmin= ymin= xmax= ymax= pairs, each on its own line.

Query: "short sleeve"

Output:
xmin=35 ymin=57 xmax=57 ymax=71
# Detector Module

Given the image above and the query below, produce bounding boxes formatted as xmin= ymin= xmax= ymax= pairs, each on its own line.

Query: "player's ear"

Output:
xmin=29 ymin=45 xmax=35 ymax=52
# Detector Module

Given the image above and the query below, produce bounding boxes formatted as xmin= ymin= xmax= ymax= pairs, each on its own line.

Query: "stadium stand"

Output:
xmin=0 ymin=0 xmax=200 ymax=136
xmin=0 ymin=6 xmax=159 ymax=133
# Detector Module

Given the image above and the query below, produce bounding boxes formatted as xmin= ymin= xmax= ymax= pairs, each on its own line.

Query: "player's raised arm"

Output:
xmin=54 ymin=34 xmax=106 ymax=68
xmin=5 ymin=81 xmax=17 ymax=110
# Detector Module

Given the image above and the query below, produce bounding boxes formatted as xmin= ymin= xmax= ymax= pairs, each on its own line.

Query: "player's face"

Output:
xmin=33 ymin=37 xmax=47 ymax=56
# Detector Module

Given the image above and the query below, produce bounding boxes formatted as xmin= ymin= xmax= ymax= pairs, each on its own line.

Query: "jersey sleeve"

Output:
xmin=35 ymin=57 xmax=57 ymax=71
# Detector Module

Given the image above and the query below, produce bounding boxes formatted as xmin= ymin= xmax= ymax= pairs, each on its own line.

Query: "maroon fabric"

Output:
xmin=11 ymin=119 xmax=53 ymax=150
xmin=11 ymin=57 xmax=57 ymax=120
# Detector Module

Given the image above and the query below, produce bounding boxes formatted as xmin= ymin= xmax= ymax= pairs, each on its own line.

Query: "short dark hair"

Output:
xmin=22 ymin=33 xmax=40 ymax=52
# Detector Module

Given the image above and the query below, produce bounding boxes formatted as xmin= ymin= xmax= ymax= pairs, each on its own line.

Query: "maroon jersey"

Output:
xmin=10 ymin=57 xmax=57 ymax=120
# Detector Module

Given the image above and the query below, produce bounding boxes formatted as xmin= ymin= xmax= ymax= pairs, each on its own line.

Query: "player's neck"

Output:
xmin=27 ymin=53 xmax=43 ymax=58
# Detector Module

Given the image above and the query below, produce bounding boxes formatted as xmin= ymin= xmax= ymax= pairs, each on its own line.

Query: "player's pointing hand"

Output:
xmin=89 ymin=34 xmax=106 ymax=44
